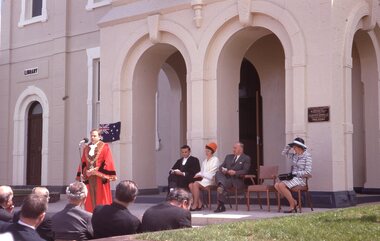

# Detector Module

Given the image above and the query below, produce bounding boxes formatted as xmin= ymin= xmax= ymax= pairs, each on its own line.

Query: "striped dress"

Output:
xmin=281 ymin=145 xmax=312 ymax=188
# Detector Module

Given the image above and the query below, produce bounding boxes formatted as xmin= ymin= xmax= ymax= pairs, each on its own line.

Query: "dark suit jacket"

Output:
xmin=0 ymin=220 xmax=11 ymax=233
xmin=169 ymin=156 xmax=201 ymax=188
xmin=92 ymin=202 xmax=141 ymax=239
xmin=13 ymin=210 xmax=53 ymax=241
xmin=219 ymin=153 xmax=251 ymax=183
xmin=6 ymin=222 xmax=45 ymax=241
xmin=141 ymin=202 xmax=191 ymax=232
xmin=0 ymin=207 xmax=13 ymax=222
xmin=51 ymin=204 xmax=93 ymax=240
xmin=171 ymin=156 xmax=200 ymax=177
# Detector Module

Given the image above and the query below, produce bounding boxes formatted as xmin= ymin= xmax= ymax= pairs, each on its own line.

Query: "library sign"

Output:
xmin=308 ymin=106 xmax=330 ymax=122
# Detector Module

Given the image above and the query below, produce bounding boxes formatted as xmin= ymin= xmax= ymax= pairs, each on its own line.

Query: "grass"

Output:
xmin=137 ymin=204 xmax=380 ymax=241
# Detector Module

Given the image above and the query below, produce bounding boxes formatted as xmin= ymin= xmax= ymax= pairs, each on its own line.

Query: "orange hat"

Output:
xmin=205 ymin=142 xmax=218 ymax=153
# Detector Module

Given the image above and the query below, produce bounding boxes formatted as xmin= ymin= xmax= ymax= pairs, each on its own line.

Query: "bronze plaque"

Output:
xmin=308 ymin=106 xmax=330 ymax=122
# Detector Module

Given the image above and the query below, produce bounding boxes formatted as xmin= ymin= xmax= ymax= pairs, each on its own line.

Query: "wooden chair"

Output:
xmin=277 ymin=174 xmax=314 ymax=213
xmin=200 ymin=185 xmax=216 ymax=210
xmin=221 ymin=175 xmax=256 ymax=211
xmin=246 ymin=165 xmax=278 ymax=211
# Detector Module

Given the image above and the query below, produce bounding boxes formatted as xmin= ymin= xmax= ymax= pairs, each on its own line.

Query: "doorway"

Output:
xmin=27 ymin=101 xmax=43 ymax=185
xmin=239 ymin=58 xmax=263 ymax=176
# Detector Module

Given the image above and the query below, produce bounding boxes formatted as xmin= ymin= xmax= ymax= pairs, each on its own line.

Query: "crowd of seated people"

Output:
xmin=0 ymin=138 xmax=311 ymax=240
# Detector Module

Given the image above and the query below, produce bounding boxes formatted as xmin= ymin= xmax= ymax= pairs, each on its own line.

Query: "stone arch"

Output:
xmin=111 ymin=31 xmax=190 ymax=188
xmin=13 ymin=86 xmax=49 ymax=185
xmin=200 ymin=1 xmax=307 ymax=155
xmin=342 ymin=1 xmax=380 ymax=191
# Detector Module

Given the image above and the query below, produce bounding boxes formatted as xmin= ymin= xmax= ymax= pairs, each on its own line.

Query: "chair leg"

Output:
xmin=235 ymin=188 xmax=238 ymax=211
xmin=257 ymin=192 xmax=262 ymax=209
xmin=307 ymin=191 xmax=314 ymax=211
xmin=298 ymin=190 xmax=302 ymax=213
xmin=208 ymin=189 xmax=212 ymax=210
xmin=247 ymin=191 xmax=250 ymax=211
xmin=266 ymin=190 xmax=270 ymax=212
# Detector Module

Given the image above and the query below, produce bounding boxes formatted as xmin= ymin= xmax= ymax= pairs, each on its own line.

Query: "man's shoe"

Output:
xmin=217 ymin=185 xmax=224 ymax=194
xmin=214 ymin=204 xmax=226 ymax=213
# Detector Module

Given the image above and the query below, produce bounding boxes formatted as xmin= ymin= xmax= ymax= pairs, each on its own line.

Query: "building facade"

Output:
xmin=1 ymin=0 xmax=379 ymax=208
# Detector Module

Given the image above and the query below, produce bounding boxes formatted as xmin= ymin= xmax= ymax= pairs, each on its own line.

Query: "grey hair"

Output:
xmin=0 ymin=186 xmax=13 ymax=205
xmin=66 ymin=182 xmax=87 ymax=201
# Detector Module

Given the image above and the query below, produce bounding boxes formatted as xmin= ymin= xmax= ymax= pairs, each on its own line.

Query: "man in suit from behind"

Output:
xmin=0 ymin=186 xmax=14 ymax=222
xmin=141 ymin=188 xmax=192 ymax=232
xmin=168 ymin=145 xmax=201 ymax=191
xmin=92 ymin=180 xmax=141 ymax=239
xmin=5 ymin=194 xmax=48 ymax=241
xmin=214 ymin=142 xmax=251 ymax=213
xmin=51 ymin=182 xmax=93 ymax=240
xmin=13 ymin=187 xmax=53 ymax=241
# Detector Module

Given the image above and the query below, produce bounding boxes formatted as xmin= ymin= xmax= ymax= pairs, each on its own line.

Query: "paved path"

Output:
xmin=42 ymin=195 xmax=328 ymax=226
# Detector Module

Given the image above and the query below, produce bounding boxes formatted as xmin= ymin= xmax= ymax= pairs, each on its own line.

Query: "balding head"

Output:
xmin=32 ymin=187 xmax=50 ymax=200
xmin=0 ymin=186 xmax=13 ymax=208
xmin=233 ymin=142 xmax=244 ymax=155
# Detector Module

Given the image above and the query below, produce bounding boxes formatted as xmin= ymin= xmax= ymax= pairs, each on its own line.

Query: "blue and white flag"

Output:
xmin=99 ymin=121 xmax=121 ymax=143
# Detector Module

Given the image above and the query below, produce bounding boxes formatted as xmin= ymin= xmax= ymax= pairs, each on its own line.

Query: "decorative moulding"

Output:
xmin=147 ymin=14 xmax=161 ymax=44
xmin=191 ymin=0 xmax=204 ymax=28
xmin=237 ymin=0 xmax=252 ymax=26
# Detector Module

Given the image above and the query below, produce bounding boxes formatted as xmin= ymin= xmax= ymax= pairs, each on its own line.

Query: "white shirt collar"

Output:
xmin=182 ymin=156 xmax=190 ymax=165
xmin=18 ymin=220 xmax=36 ymax=230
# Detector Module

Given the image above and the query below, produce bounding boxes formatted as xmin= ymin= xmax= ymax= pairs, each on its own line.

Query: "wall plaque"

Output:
xmin=308 ymin=106 xmax=330 ymax=122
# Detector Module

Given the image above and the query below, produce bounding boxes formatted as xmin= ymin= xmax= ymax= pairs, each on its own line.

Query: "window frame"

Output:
xmin=18 ymin=0 xmax=48 ymax=27
xmin=85 ymin=0 xmax=111 ymax=11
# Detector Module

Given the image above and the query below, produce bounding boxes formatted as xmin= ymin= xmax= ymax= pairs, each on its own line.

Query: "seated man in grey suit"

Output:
xmin=5 ymin=194 xmax=48 ymax=241
xmin=51 ymin=182 xmax=93 ymax=240
xmin=0 ymin=186 xmax=14 ymax=222
xmin=92 ymin=180 xmax=141 ymax=238
xmin=141 ymin=188 xmax=192 ymax=232
xmin=214 ymin=142 xmax=251 ymax=213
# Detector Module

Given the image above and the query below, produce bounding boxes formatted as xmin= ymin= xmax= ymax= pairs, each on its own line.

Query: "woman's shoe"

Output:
xmin=190 ymin=207 xmax=198 ymax=211
xmin=283 ymin=208 xmax=297 ymax=213
xmin=195 ymin=205 xmax=204 ymax=211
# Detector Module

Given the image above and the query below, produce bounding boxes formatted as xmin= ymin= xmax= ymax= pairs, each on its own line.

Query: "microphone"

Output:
xmin=78 ymin=138 xmax=89 ymax=146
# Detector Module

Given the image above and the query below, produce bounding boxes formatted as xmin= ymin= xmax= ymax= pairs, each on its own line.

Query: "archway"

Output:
xmin=13 ymin=86 xmax=49 ymax=185
xmin=351 ymin=29 xmax=380 ymax=192
xmin=131 ymin=43 xmax=187 ymax=189
xmin=239 ymin=58 xmax=263 ymax=175
xmin=217 ymin=26 xmax=286 ymax=174
xmin=27 ymin=101 xmax=43 ymax=185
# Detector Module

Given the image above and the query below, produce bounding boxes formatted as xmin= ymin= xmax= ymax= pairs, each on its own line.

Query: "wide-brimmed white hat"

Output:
xmin=288 ymin=137 xmax=307 ymax=149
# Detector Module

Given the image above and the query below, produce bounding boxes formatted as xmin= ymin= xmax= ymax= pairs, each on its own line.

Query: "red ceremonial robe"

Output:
xmin=77 ymin=141 xmax=117 ymax=212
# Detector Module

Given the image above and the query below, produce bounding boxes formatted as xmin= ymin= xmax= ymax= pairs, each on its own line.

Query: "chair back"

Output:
xmin=258 ymin=165 xmax=278 ymax=183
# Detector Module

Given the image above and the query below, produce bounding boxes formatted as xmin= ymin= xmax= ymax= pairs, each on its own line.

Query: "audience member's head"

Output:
xmin=20 ymin=194 xmax=48 ymax=228
xmin=115 ymin=180 xmax=138 ymax=206
xmin=233 ymin=142 xmax=244 ymax=155
xmin=32 ymin=187 xmax=50 ymax=201
xmin=0 ymin=186 xmax=14 ymax=211
xmin=66 ymin=181 xmax=88 ymax=205
xmin=166 ymin=188 xmax=192 ymax=210
xmin=180 ymin=145 xmax=191 ymax=158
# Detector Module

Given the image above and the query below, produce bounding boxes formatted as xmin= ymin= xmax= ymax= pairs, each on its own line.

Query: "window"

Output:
xmin=92 ymin=59 xmax=101 ymax=128
xmin=86 ymin=0 xmax=111 ymax=11
xmin=86 ymin=47 xmax=101 ymax=134
xmin=18 ymin=0 xmax=48 ymax=27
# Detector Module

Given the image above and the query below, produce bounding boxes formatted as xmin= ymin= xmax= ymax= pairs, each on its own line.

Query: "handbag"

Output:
xmin=278 ymin=173 xmax=294 ymax=181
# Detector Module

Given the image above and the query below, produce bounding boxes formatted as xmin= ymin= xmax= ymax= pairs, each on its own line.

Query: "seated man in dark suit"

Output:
xmin=92 ymin=180 xmax=141 ymax=238
xmin=51 ymin=182 xmax=93 ymax=240
xmin=141 ymin=188 xmax=192 ymax=232
xmin=5 ymin=194 xmax=48 ymax=241
xmin=13 ymin=187 xmax=53 ymax=241
xmin=0 ymin=186 xmax=14 ymax=222
xmin=168 ymin=145 xmax=200 ymax=191
xmin=214 ymin=142 xmax=251 ymax=213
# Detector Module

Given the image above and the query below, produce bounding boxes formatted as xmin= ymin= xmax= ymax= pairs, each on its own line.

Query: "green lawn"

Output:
xmin=137 ymin=204 xmax=380 ymax=241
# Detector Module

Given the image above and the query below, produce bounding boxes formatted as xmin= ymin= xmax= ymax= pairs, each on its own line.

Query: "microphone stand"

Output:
xmin=78 ymin=144 xmax=83 ymax=182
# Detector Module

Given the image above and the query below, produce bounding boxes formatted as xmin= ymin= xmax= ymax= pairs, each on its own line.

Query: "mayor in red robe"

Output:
xmin=76 ymin=129 xmax=117 ymax=212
